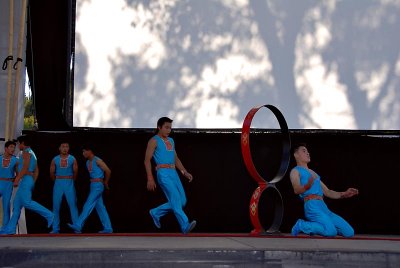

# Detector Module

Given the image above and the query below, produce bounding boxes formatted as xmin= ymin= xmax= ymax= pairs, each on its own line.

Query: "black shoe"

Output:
xmin=183 ymin=220 xmax=196 ymax=234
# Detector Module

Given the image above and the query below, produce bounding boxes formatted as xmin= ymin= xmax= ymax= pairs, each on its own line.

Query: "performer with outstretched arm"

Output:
xmin=49 ymin=141 xmax=79 ymax=234
xmin=144 ymin=117 xmax=196 ymax=234
xmin=290 ymin=143 xmax=359 ymax=237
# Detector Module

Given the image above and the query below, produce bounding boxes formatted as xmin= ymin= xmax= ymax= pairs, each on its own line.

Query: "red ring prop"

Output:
xmin=241 ymin=104 xmax=291 ymax=234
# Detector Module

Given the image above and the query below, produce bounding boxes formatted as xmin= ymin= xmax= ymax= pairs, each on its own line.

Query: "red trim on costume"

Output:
xmin=60 ymin=157 xmax=69 ymax=168
xmin=2 ymin=158 xmax=11 ymax=168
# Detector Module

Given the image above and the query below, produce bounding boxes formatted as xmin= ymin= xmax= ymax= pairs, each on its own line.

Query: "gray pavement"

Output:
xmin=1 ymin=234 xmax=400 ymax=267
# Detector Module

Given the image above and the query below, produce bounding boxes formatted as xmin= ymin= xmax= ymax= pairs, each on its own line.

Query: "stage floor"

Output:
xmin=1 ymin=233 xmax=399 ymax=267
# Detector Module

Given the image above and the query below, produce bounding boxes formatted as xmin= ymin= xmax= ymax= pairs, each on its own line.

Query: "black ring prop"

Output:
xmin=241 ymin=104 xmax=291 ymax=234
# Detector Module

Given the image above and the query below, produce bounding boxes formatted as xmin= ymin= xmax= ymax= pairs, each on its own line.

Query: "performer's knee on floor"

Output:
xmin=341 ymin=227 xmax=354 ymax=238
xmin=324 ymin=227 xmax=337 ymax=237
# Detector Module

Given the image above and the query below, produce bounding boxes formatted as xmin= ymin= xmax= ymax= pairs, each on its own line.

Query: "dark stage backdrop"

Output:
xmin=22 ymin=129 xmax=399 ymax=235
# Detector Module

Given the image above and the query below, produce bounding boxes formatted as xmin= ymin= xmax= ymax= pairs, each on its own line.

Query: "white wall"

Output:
xmin=73 ymin=0 xmax=400 ymax=129
xmin=0 ymin=0 xmax=26 ymax=141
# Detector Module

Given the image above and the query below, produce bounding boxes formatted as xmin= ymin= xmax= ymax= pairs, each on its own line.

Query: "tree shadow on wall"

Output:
xmin=75 ymin=0 xmax=400 ymax=129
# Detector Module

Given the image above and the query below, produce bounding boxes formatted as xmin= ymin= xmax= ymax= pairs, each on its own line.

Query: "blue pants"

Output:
xmin=0 ymin=180 xmax=13 ymax=227
xmin=75 ymin=182 xmax=112 ymax=231
xmin=151 ymin=169 xmax=190 ymax=232
xmin=2 ymin=176 xmax=53 ymax=234
xmin=294 ymin=199 xmax=354 ymax=237
xmin=52 ymin=179 xmax=79 ymax=232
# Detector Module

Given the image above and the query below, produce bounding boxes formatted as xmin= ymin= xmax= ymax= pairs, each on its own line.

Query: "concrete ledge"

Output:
xmin=1 ymin=249 xmax=399 ymax=267
xmin=1 ymin=235 xmax=400 ymax=267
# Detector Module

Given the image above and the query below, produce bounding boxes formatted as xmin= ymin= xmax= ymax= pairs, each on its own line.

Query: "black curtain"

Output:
xmin=26 ymin=0 xmax=74 ymax=130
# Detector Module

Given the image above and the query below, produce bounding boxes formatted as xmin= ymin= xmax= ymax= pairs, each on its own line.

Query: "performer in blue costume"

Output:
xmin=0 ymin=135 xmax=53 ymax=235
xmin=50 ymin=141 xmax=79 ymax=233
xmin=290 ymin=143 xmax=359 ymax=237
xmin=68 ymin=145 xmax=112 ymax=233
xmin=0 ymin=141 xmax=18 ymax=229
xmin=145 ymin=117 xmax=196 ymax=234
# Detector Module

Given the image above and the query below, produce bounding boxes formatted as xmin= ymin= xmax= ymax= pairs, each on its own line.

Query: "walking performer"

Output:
xmin=0 ymin=141 xmax=18 ymax=229
xmin=68 ymin=145 xmax=112 ymax=234
xmin=0 ymin=135 xmax=54 ymax=235
xmin=145 ymin=117 xmax=196 ymax=234
xmin=290 ymin=143 xmax=359 ymax=237
xmin=49 ymin=141 xmax=79 ymax=234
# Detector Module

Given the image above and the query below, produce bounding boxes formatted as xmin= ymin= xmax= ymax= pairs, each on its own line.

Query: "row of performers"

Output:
xmin=0 ymin=117 xmax=358 ymax=236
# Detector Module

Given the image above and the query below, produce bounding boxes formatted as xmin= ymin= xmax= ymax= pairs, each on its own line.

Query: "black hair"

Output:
xmin=59 ymin=140 xmax=70 ymax=146
xmin=4 ymin=140 xmax=16 ymax=148
xmin=292 ymin=143 xmax=307 ymax=154
xmin=82 ymin=143 xmax=94 ymax=153
xmin=17 ymin=135 xmax=32 ymax=146
xmin=156 ymin=117 xmax=173 ymax=133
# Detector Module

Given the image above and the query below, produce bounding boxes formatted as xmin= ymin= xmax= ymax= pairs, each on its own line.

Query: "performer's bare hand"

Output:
xmin=13 ymin=177 xmax=21 ymax=187
xmin=342 ymin=188 xmax=359 ymax=198
xmin=147 ymin=178 xmax=157 ymax=191
xmin=184 ymin=172 xmax=193 ymax=182
xmin=304 ymin=176 xmax=314 ymax=191
xmin=104 ymin=182 xmax=110 ymax=190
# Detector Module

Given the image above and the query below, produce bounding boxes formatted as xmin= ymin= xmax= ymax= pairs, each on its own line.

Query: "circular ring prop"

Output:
xmin=249 ymin=184 xmax=283 ymax=234
xmin=241 ymin=104 xmax=291 ymax=234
